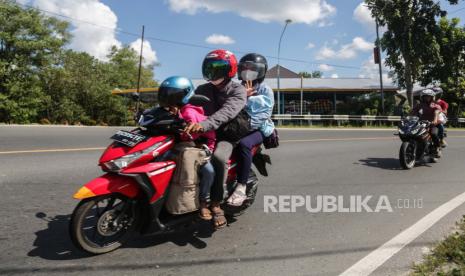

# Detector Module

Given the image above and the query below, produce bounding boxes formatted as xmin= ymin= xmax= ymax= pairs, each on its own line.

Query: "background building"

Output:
xmin=113 ymin=65 xmax=418 ymax=116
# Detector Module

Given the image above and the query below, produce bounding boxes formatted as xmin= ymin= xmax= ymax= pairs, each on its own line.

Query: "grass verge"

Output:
xmin=412 ymin=216 xmax=465 ymax=275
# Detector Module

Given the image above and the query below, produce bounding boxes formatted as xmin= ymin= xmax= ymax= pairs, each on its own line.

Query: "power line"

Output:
xmin=450 ymin=7 xmax=465 ymax=14
xmin=15 ymin=1 xmax=362 ymax=70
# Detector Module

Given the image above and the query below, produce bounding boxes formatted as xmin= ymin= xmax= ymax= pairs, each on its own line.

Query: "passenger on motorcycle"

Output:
xmin=433 ymin=87 xmax=448 ymax=147
xmin=227 ymin=53 xmax=275 ymax=207
xmin=184 ymin=49 xmax=247 ymax=229
xmin=158 ymin=76 xmax=217 ymax=221
xmin=411 ymin=89 xmax=443 ymax=157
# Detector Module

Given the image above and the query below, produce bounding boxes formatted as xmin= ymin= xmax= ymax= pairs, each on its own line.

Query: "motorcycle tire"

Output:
xmin=399 ymin=141 xmax=416 ymax=169
xmin=70 ymin=194 xmax=138 ymax=254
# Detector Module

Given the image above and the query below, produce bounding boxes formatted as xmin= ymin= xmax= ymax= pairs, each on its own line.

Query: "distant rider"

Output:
xmin=433 ymin=87 xmax=448 ymax=147
xmin=411 ymin=89 xmax=443 ymax=157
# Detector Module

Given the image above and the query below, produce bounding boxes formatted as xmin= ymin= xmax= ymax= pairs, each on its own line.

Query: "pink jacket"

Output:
xmin=179 ymin=104 xmax=216 ymax=151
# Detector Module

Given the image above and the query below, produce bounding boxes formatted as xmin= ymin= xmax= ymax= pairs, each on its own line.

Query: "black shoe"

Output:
xmin=440 ymin=139 xmax=447 ymax=148
xmin=253 ymin=153 xmax=271 ymax=176
xmin=433 ymin=148 xmax=441 ymax=158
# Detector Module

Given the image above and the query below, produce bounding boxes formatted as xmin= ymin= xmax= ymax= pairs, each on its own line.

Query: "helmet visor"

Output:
xmin=238 ymin=61 xmax=266 ymax=80
xmin=202 ymin=59 xmax=230 ymax=81
xmin=158 ymin=87 xmax=187 ymax=107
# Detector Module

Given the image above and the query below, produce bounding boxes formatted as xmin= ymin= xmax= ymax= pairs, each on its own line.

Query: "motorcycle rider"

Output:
xmin=158 ymin=76 xmax=217 ymax=221
xmin=411 ymin=89 xmax=443 ymax=157
xmin=433 ymin=87 xmax=448 ymax=147
xmin=184 ymin=49 xmax=247 ymax=229
xmin=227 ymin=53 xmax=275 ymax=206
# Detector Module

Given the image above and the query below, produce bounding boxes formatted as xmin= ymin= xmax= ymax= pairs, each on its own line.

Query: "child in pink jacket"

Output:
xmin=168 ymin=104 xmax=216 ymax=220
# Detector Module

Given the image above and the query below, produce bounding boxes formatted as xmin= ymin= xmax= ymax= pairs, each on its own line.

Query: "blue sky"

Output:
xmin=18 ymin=0 xmax=465 ymax=83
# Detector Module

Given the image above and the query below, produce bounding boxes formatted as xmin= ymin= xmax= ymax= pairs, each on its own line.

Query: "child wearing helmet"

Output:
xmin=158 ymin=76 xmax=216 ymax=221
xmin=227 ymin=53 xmax=275 ymax=206
xmin=433 ymin=87 xmax=448 ymax=147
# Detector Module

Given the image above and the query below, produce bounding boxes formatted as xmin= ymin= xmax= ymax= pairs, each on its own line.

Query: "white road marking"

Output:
xmin=1 ymin=136 xmax=464 ymax=155
xmin=0 ymin=147 xmax=105 ymax=155
xmin=340 ymin=191 xmax=465 ymax=276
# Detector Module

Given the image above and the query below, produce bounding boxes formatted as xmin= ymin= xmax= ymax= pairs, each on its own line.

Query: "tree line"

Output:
xmin=366 ymin=0 xmax=465 ymax=117
xmin=3 ymin=0 xmax=465 ymax=125
xmin=0 ymin=0 xmax=156 ymax=125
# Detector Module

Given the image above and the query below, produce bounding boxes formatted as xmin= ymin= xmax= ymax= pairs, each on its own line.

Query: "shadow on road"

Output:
xmin=358 ymin=157 xmax=403 ymax=170
xmin=27 ymin=212 xmax=90 ymax=260
xmin=27 ymin=211 xmax=225 ymax=261
xmin=125 ymin=219 xmax=216 ymax=250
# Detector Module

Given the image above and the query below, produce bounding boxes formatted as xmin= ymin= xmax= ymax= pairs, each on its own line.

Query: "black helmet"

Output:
xmin=158 ymin=76 xmax=195 ymax=107
xmin=238 ymin=53 xmax=268 ymax=83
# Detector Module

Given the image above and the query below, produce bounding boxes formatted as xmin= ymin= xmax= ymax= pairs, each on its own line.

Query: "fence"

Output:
xmin=271 ymin=114 xmax=465 ymax=127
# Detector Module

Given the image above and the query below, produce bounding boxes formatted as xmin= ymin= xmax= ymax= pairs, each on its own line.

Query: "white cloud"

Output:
xmin=316 ymin=36 xmax=374 ymax=60
xmin=316 ymin=46 xmax=336 ymax=60
xmin=130 ymin=39 xmax=158 ymax=66
xmin=318 ymin=64 xmax=334 ymax=72
xmin=32 ymin=0 xmax=121 ymax=61
xmin=358 ymin=56 xmax=392 ymax=83
xmin=167 ymin=0 xmax=336 ymax=25
xmin=306 ymin=42 xmax=316 ymax=49
xmin=330 ymin=73 xmax=339 ymax=78
xmin=353 ymin=2 xmax=376 ymax=29
xmin=25 ymin=0 xmax=157 ymax=64
xmin=317 ymin=20 xmax=334 ymax=27
xmin=205 ymin=34 xmax=235 ymax=45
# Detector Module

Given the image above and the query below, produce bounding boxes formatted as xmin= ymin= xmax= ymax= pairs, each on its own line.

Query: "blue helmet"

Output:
xmin=158 ymin=76 xmax=195 ymax=107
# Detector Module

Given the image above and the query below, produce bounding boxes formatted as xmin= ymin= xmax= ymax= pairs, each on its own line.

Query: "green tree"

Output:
xmin=420 ymin=17 xmax=465 ymax=117
xmin=1 ymin=1 xmax=158 ymax=125
xmin=0 ymin=0 xmax=69 ymax=123
xmin=365 ymin=0 xmax=457 ymax=108
xmin=41 ymin=47 xmax=156 ymax=125
xmin=298 ymin=71 xmax=323 ymax=78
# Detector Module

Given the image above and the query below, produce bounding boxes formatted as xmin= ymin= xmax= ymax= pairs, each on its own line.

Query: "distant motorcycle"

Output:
xmin=397 ymin=116 xmax=441 ymax=169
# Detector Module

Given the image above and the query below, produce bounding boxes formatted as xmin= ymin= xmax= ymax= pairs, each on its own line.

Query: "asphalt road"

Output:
xmin=1 ymin=125 xmax=465 ymax=276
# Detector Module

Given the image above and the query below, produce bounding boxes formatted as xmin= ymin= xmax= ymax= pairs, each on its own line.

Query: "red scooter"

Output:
xmin=70 ymin=102 xmax=270 ymax=254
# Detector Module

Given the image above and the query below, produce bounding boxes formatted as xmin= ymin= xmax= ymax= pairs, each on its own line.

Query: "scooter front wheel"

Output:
xmin=69 ymin=194 xmax=138 ymax=254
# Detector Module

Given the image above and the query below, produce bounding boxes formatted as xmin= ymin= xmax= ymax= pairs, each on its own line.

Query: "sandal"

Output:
xmin=227 ymin=189 xmax=247 ymax=207
xmin=211 ymin=208 xmax=227 ymax=229
xmin=199 ymin=201 xmax=212 ymax=220
xmin=199 ymin=207 xmax=212 ymax=220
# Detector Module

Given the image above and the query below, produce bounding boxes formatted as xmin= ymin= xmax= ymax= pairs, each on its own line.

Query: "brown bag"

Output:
xmin=165 ymin=143 xmax=208 ymax=215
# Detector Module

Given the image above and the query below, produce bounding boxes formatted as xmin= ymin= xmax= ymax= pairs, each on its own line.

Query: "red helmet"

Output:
xmin=202 ymin=49 xmax=238 ymax=81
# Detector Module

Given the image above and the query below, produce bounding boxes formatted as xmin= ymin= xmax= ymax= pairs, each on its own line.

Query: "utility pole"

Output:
xmin=135 ymin=25 xmax=145 ymax=118
xmin=277 ymin=19 xmax=292 ymax=115
xmin=375 ymin=19 xmax=385 ymax=115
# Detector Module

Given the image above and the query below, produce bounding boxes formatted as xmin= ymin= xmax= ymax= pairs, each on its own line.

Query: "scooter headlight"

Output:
xmin=104 ymin=142 xmax=163 ymax=172
xmin=410 ymin=126 xmax=420 ymax=135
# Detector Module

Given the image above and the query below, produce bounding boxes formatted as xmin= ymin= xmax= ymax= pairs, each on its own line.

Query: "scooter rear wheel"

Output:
xmin=69 ymin=194 xmax=138 ymax=254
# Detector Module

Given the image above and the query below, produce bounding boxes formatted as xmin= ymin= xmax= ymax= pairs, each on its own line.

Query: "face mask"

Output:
xmin=210 ymin=78 xmax=224 ymax=86
xmin=241 ymin=70 xmax=259 ymax=81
